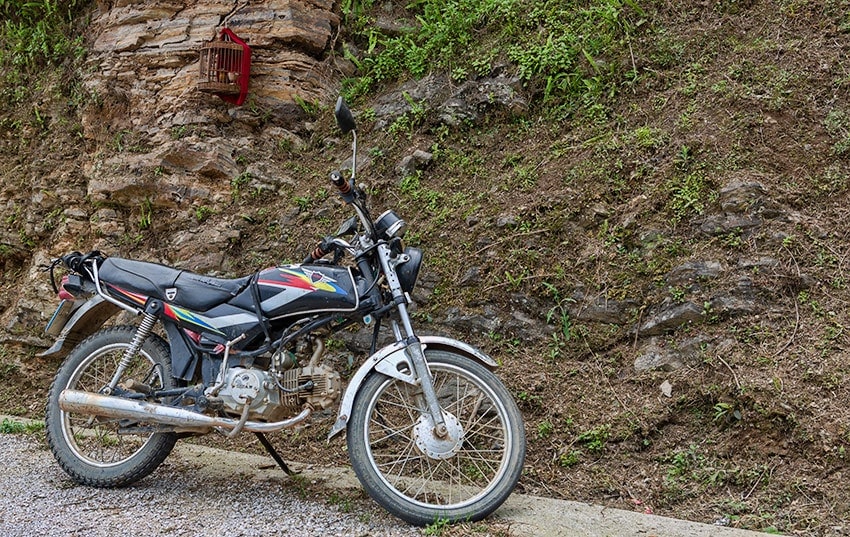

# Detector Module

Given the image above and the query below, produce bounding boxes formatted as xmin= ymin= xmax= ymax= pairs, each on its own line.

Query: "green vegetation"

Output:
xmin=0 ymin=417 xmax=44 ymax=434
xmin=0 ymin=0 xmax=89 ymax=71
xmin=341 ymin=0 xmax=644 ymax=114
xmin=424 ymin=518 xmax=450 ymax=536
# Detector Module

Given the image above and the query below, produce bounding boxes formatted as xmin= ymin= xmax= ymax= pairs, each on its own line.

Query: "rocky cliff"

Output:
xmin=1 ymin=0 xmax=343 ymax=344
xmin=5 ymin=2 xmax=850 ymax=532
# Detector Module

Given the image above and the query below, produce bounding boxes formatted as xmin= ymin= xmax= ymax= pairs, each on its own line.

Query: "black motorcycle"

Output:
xmin=41 ymin=97 xmax=526 ymax=525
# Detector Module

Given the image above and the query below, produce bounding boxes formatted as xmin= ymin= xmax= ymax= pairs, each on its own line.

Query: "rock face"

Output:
xmin=86 ymin=0 xmax=338 ymax=140
xmin=79 ymin=0 xmax=341 ymax=240
xmin=80 ymin=0 xmax=340 ymax=234
xmin=0 ymin=1 xmax=342 ymax=344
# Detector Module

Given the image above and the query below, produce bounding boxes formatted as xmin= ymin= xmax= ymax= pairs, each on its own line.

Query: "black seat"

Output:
xmin=98 ymin=257 xmax=253 ymax=312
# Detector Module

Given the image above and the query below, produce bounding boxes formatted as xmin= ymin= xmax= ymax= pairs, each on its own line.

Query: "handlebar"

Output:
xmin=303 ymin=240 xmax=330 ymax=264
xmin=330 ymin=171 xmax=355 ymax=203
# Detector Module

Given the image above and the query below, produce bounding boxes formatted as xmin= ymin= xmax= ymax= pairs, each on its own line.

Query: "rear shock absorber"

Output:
xmin=104 ymin=302 xmax=160 ymax=393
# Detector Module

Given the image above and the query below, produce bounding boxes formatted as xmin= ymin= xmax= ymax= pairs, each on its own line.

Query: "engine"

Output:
xmin=216 ymin=364 xmax=341 ymax=422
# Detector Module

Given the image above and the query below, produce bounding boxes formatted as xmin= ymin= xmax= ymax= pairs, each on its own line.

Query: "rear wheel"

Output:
xmin=347 ymin=350 xmax=525 ymax=525
xmin=45 ymin=325 xmax=177 ymax=487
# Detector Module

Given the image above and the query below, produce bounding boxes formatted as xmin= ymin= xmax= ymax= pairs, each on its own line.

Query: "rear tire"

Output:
xmin=45 ymin=325 xmax=177 ymax=487
xmin=347 ymin=350 xmax=526 ymax=525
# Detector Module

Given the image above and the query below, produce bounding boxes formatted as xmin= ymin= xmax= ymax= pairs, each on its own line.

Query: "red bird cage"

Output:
xmin=198 ymin=28 xmax=251 ymax=106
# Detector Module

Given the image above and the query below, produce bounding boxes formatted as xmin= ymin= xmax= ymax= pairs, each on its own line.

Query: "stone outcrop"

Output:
xmin=86 ymin=0 xmax=339 ymax=141
xmin=1 ymin=1 xmax=343 ymax=344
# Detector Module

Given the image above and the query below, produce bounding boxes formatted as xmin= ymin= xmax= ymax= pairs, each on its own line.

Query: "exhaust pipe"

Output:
xmin=58 ymin=389 xmax=311 ymax=433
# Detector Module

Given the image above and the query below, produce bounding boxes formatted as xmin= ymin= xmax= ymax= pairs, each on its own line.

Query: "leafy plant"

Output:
xmin=0 ymin=0 xmax=89 ymax=70
xmin=138 ymin=197 xmax=153 ymax=230
xmin=542 ymin=282 xmax=574 ymax=340
xmin=0 ymin=418 xmax=44 ymax=434
xmin=387 ymin=92 xmax=428 ymax=137
xmin=537 ymin=420 xmax=554 ymax=439
xmin=558 ymin=449 xmax=582 ymax=467
xmin=577 ymin=425 xmax=610 ymax=454
xmin=231 ymin=171 xmax=253 ymax=199
xmin=424 ymin=518 xmax=449 ymax=536
xmin=667 ymin=171 xmax=715 ymax=224
xmin=194 ymin=205 xmax=213 ymax=222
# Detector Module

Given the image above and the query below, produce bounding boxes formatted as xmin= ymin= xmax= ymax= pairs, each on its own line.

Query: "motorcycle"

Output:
xmin=40 ymin=97 xmax=526 ymax=526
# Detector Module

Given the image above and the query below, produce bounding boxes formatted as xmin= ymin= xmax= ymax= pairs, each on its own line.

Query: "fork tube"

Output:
xmin=378 ymin=244 xmax=448 ymax=436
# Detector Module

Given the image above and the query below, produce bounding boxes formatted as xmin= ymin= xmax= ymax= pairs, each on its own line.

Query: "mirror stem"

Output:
xmin=351 ymin=130 xmax=358 ymax=184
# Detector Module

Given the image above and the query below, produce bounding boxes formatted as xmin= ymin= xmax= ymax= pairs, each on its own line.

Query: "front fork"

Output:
xmin=391 ymin=319 xmax=449 ymax=438
xmin=378 ymin=241 xmax=448 ymax=438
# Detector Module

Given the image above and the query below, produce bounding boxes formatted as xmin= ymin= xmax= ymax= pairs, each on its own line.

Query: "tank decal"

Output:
xmin=162 ymin=303 xmax=226 ymax=336
xmin=260 ymin=266 xmax=349 ymax=312
xmin=259 ymin=267 xmax=347 ymax=294
xmin=259 ymin=265 xmax=360 ymax=318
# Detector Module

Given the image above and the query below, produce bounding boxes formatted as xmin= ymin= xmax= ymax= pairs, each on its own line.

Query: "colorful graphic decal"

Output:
xmin=107 ymin=283 xmax=225 ymax=336
xmin=162 ymin=303 xmax=225 ymax=336
xmin=106 ymin=284 xmax=148 ymax=307
xmin=259 ymin=267 xmax=347 ymax=295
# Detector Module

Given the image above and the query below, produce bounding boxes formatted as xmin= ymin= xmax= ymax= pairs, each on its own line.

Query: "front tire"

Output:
xmin=45 ymin=325 xmax=177 ymax=487
xmin=347 ymin=350 xmax=526 ymax=525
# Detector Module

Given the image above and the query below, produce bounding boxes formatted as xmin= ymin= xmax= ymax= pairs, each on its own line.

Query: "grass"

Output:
xmin=341 ymin=0 xmax=644 ymax=112
xmin=0 ymin=418 xmax=44 ymax=434
xmin=0 ymin=0 xmax=89 ymax=71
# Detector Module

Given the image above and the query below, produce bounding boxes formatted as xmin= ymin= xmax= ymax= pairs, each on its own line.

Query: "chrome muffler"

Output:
xmin=58 ymin=389 xmax=311 ymax=433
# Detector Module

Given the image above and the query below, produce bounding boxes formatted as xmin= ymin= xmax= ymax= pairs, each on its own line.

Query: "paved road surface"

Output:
xmin=0 ymin=424 xmax=780 ymax=536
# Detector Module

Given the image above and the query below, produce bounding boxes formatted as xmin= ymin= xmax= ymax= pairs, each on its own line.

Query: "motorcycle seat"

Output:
xmin=98 ymin=257 xmax=253 ymax=312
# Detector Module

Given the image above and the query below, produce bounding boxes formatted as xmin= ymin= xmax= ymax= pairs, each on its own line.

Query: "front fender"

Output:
xmin=327 ymin=336 xmax=498 ymax=440
xmin=37 ymin=296 xmax=120 ymax=359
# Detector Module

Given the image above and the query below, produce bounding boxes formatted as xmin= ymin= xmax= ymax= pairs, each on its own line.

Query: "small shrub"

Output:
xmin=0 ymin=418 xmax=44 ymax=434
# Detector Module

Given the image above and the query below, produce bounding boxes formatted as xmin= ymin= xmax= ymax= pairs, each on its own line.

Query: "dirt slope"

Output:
xmin=2 ymin=2 xmax=850 ymax=535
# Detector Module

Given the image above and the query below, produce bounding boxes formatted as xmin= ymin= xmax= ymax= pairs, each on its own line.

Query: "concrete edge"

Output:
xmin=0 ymin=414 xmax=781 ymax=536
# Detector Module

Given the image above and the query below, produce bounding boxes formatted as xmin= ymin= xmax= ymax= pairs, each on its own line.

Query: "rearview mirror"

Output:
xmin=335 ymin=96 xmax=357 ymax=135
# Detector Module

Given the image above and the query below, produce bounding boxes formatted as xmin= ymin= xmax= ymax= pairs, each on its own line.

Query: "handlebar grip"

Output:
xmin=330 ymin=171 xmax=355 ymax=202
xmin=305 ymin=243 xmax=328 ymax=263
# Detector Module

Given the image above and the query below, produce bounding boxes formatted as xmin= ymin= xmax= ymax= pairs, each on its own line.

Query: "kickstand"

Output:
xmin=254 ymin=432 xmax=299 ymax=476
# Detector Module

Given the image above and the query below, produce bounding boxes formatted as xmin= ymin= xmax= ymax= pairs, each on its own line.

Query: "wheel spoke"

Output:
xmin=61 ymin=345 xmax=163 ymax=467
xmin=358 ymin=357 xmax=517 ymax=511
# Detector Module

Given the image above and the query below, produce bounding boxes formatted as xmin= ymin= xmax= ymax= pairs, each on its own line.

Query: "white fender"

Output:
xmin=327 ymin=336 xmax=498 ymax=440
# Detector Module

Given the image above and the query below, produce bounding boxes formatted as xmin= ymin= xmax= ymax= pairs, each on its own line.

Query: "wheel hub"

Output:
xmin=412 ymin=411 xmax=464 ymax=460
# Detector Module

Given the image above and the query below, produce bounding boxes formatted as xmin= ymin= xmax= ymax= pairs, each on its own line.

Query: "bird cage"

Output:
xmin=198 ymin=28 xmax=251 ymax=106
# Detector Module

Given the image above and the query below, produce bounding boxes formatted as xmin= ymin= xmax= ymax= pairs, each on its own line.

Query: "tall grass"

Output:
xmin=341 ymin=0 xmax=645 ymax=113
xmin=0 ymin=0 xmax=89 ymax=69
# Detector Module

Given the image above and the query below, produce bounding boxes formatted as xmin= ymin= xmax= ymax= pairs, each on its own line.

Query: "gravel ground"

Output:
xmin=0 ymin=434 xmax=423 ymax=537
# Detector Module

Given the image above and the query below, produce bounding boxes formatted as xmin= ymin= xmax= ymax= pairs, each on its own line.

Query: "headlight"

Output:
xmin=375 ymin=210 xmax=407 ymax=240
xmin=397 ymin=247 xmax=422 ymax=294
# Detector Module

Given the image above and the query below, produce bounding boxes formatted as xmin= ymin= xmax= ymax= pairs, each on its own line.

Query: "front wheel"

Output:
xmin=45 ymin=325 xmax=177 ymax=487
xmin=347 ymin=350 xmax=526 ymax=525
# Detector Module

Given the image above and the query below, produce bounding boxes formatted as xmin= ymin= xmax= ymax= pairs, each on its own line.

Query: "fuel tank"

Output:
xmin=240 ymin=264 xmax=361 ymax=319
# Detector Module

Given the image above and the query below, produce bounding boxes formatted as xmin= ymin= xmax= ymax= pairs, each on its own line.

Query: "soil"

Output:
xmin=4 ymin=1 xmax=850 ymax=536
